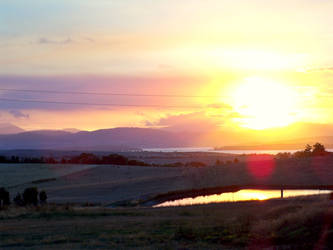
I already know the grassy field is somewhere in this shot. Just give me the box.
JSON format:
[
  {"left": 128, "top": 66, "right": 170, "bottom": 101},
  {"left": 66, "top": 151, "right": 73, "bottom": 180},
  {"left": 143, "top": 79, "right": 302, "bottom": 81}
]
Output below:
[
  {"left": 2, "top": 155, "right": 333, "bottom": 249},
  {"left": 3, "top": 155, "right": 333, "bottom": 205},
  {"left": 0, "top": 164, "right": 94, "bottom": 188},
  {"left": 1, "top": 196, "right": 333, "bottom": 249}
]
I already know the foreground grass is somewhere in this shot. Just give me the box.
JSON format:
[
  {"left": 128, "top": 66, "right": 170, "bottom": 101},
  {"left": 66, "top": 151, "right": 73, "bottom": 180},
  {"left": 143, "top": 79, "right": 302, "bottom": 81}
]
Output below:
[{"left": 1, "top": 197, "right": 333, "bottom": 249}]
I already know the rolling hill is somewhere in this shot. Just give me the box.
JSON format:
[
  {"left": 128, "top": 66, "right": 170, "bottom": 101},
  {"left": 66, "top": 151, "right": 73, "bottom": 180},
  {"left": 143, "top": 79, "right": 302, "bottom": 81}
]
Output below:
[{"left": 0, "top": 127, "right": 196, "bottom": 150}]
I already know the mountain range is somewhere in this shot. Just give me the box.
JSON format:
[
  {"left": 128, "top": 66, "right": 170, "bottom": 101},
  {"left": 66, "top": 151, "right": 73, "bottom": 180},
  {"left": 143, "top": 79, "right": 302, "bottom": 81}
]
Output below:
[
  {"left": 0, "top": 125, "right": 197, "bottom": 150},
  {"left": 0, "top": 123, "right": 333, "bottom": 151}
]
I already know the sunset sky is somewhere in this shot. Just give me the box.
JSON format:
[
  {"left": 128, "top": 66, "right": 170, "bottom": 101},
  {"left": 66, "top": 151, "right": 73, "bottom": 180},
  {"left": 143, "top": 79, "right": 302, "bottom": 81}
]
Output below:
[{"left": 2, "top": 0, "right": 333, "bottom": 142}]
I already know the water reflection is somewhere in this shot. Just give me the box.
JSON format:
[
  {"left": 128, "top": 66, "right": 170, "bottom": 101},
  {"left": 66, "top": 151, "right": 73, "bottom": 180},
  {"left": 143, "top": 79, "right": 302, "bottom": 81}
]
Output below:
[{"left": 154, "top": 189, "right": 332, "bottom": 207}]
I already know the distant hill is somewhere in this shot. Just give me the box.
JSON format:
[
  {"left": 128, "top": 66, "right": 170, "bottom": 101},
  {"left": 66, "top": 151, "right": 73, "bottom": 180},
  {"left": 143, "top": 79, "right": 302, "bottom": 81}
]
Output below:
[
  {"left": 2, "top": 123, "right": 333, "bottom": 151},
  {"left": 0, "top": 123, "right": 25, "bottom": 135},
  {"left": 63, "top": 128, "right": 81, "bottom": 133},
  {"left": 0, "top": 127, "right": 196, "bottom": 150}
]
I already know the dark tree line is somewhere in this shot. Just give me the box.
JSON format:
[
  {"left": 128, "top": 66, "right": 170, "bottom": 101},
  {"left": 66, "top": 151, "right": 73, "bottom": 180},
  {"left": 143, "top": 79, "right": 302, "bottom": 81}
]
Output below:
[
  {"left": 0, "top": 155, "right": 56, "bottom": 164},
  {"left": 0, "top": 187, "right": 47, "bottom": 209},
  {"left": 276, "top": 142, "right": 329, "bottom": 159},
  {"left": 0, "top": 153, "right": 150, "bottom": 165},
  {"left": 0, "top": 153, "right": 207, "bottom": 167},
  {"left": 214, "top": 158, "right": 239, "bottom": 166}
]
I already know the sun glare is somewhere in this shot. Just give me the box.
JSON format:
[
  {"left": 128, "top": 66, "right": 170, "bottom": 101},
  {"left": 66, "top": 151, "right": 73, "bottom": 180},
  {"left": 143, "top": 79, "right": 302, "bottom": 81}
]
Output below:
[
  {"left": 207, "top": 49, "right": 307, "bottom": 71},
  {"left": 232, "top": 77, "right": 298, "bottom": 130}
]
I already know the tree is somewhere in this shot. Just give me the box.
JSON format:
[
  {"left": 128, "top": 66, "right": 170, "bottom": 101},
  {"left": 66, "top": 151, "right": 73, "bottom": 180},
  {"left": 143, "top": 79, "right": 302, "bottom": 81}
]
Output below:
[
  {"left": 0, "top": 187, "right": 10, "bottom": 208},
  {"left": 293, "top": 143, "right": 327, "bottom": 158},
  {"left": 304, "top": 144, "right": 312, "bottom": 156},
  {"left": 39, "top": 190, "right": 47, "bottom": 205},
  {"left": 312, "top": 142, "right": 326, "bottom": 156},
  {"left": 215, "top": 160, "right": 223, "bottom": 166},
  {"left": 13, "top": 193, "right": 24, "bottom": 206},
  {"left": 3, "top": 190, "right": 10, "bottom": 206},
  {"left": 276, "top": 152, "right": 291, "bottom": 159},
  {"left": 23, "top": 187, "right": 39, "bottom": 206}
]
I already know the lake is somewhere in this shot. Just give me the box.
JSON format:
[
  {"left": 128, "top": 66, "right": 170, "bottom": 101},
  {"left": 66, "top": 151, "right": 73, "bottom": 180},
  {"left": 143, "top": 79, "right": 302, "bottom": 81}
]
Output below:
[
  {"left": 154, "top": 189, "right": 332, "bottom": 207},
  {"left": 143, "top": 147, "right": 333, "bottom": 155}
]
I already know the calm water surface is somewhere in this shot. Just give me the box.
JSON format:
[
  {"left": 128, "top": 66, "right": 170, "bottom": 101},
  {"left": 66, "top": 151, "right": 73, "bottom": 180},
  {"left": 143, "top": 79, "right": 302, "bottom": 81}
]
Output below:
[
  {"left": 154, "top": 189, "right": 332, "bottom": 207},
  {"left": 143, "top": 147, "right": 333, "bottom": 154}
]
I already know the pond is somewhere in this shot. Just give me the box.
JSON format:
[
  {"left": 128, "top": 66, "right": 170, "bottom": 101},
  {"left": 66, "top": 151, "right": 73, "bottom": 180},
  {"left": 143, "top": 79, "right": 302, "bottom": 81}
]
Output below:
[{"left": 154, "top": 189, "right": 332, "bottom": 207}]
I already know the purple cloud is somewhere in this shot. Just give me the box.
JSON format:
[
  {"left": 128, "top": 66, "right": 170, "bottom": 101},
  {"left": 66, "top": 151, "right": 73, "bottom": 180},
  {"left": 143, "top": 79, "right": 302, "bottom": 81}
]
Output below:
[
  {"left": 38, "top": 37, "right": 73, "bottom": 45},
  {"left": 145, "top": 112, "right": 224, "bottom": 132},
  {"left": 9, "top": 110, "right": 29, "bottom": 119}
]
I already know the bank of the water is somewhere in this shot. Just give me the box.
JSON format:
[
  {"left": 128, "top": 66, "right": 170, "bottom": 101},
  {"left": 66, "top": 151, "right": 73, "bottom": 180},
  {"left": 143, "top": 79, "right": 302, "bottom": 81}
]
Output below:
[{"left": 144, "top": 185, "right": 333, "bottom": 208}]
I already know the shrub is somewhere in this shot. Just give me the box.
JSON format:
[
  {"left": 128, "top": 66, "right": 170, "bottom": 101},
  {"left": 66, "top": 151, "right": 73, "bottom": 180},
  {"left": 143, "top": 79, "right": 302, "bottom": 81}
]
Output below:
[
  {"left": 215, "top": 160, "right": 224, "bottom": 166},
  {"left": 0, "top": 187, "right": 10, "bottom": 207},
  {"left": 276, "top": 152, "right": 292, "bottom": 159},
  {"left": 185, "top": 161, "right": 207, "bottom": 167},
  {"left": 39, "top": 190, "right": 48, "bottom": 205},
  {"left": 293, "top": 142, "right": 328, "bottom": 158},
  {"left": 13, "top": 193, "right": 24, "bottom": 206},
  {"left": 23, "top": 187, "right": 39, "bottom": 206},
  {"left": 312, "top": 142, "right": 327, "bottom": 156}
]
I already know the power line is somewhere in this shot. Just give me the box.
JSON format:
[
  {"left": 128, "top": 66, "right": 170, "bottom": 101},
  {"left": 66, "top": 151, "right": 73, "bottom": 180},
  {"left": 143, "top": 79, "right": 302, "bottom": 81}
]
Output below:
[
  {"left": 0, "top": 87, "right": 222, "bottom": 98},
  {"left": 0, "top": 97, "right": 204, "bottom": 109}
]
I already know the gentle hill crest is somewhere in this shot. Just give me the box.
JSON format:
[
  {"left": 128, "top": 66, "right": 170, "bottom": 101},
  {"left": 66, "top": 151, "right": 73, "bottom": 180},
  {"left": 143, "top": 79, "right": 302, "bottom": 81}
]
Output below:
[
  {"left": 0, "top": 123, "right": 25, "bottom": 135},
  {"left": 0, "top": 127, "right": 195, "bottom": 150}
]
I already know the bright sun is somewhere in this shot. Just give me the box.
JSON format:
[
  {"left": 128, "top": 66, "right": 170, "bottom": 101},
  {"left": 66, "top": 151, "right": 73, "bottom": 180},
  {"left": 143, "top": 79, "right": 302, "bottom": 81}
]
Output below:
[{"left": 232, "top": 77, "right": 298, "bottom": 130}]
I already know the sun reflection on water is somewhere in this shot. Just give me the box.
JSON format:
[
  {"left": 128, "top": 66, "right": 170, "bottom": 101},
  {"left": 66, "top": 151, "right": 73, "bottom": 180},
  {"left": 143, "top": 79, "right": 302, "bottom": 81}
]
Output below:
[{"left": 154, "top": 189, "right": 332, "bottom": 207}]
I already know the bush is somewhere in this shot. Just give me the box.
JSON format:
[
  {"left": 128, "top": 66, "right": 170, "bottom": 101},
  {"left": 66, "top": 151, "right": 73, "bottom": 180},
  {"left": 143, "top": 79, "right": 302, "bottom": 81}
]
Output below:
[
  {"left": 39, "top": 190, "right": 48, "bottom": 205},
  {"left": 0, "top": 187, "right": 10, "bottom": 207},
  {"left": 13, "top": 193, "right": 24, "bottom": 206},
  {"left": 185, "top": 161, "right": 206, "bottom": 167},
  {"left": 23, "top": 187, "right": 39, "bottom": 206},
  {"left": 293, "top": 143, "right": 328, "bottom": 158},
  {"left": 276, "top": 152, "right": 292, "bottom": 159},
  {"left": 312, "top": 143, "right": 327, "bottom": 156},
  {"left": 215, "top": 160, "right": 224, "bottom": 166}
]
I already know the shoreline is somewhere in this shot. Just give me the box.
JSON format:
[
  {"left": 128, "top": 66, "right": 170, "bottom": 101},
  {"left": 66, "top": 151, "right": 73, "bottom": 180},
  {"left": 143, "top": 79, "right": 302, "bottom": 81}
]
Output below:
[{"left": 108, "top": 184, "right": 333, "bottom": 207}]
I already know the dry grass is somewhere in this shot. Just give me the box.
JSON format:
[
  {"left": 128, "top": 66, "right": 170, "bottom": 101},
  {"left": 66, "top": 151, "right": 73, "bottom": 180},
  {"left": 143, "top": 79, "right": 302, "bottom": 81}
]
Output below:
[
  {"left": 1, "top": 196, "right": 333, "bottom": 249},
  {"left": 4, "top": 156, "right": 333, "bottom": 205}
]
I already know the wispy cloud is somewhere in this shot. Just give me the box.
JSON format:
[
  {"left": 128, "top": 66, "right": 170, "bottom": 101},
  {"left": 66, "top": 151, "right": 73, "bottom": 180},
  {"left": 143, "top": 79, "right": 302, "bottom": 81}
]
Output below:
[
  {"left": 207, "top": 103, "right": 233, "bottom": 110},
  {"left": 145, "top": 112, "right": 224, "bottom": 132},
  {"left": 9, "top": 110, "right": 29, "bottom": 119},
  {"left": 38, "top": 37, "right": 73, "bottom": 45},
  {"left": 83, "top": 37, "right": 95, "bottom": 43},
  {"left": 306, "top": 67, "right": 333, "bottom": 72}
]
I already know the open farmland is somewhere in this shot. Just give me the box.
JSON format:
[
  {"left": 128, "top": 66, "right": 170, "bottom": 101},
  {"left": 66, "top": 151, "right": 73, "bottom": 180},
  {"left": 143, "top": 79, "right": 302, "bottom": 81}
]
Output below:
[
  {"left": 0, "top": 164, "right": 94, "bottom": 188},
  {"left": 3, "top": 154, "right": 333, "bottom": 205}
]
